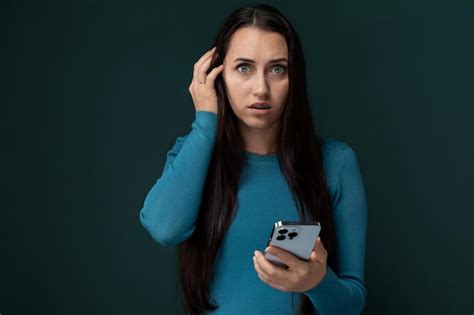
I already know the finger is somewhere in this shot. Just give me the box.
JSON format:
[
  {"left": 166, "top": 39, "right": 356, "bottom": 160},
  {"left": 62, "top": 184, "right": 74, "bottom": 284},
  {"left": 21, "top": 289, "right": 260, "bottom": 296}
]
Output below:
[
  {"left": 311, "top": 250, "right": 327, "bottom": 265},
  {"left": 313, "top": 237, "right": 321, "bottom": 251},
  {"left": 257, "top": 272, "right": 288, "bottom": 292},
  {"left": 315, "top": 238, "right": 327, "bottom": 255},
  {"left": 311, "top": 241, "right": 328, "bottom": 265},
  {"left": 319, "top": 246, "right": 328, "bottom": 263},
  {"left": 193, "top": 47, "right": 216, "bottom": 83},
  {"left": 193, "top": 56, "right": 214, "bottom": 85},
  {"left": 205, "top": 64, "right": 224, "bottom": 83},
  {"left": 255, "top": 251, "right": 289, "bottom": 281},
  {"left": 264, "top": 246, "right": 305, "bottom": 270},
  {"left": 253, "top": 255, "right": 272, "bottom": 281},
  {"left": 253, "top": 255, "right": 285, "bottom": 286},
  {"left": 313, "top": 237, "right": 327, "bottom": 259},
  {"left": 198, "top": 51, "right": 219, "bottom": 84},
  {"left": 195, "top": 47, "right": 216, "bottom": 64},
  {"left": 310, "top": 250, "right": 321, "bottom": 264}
]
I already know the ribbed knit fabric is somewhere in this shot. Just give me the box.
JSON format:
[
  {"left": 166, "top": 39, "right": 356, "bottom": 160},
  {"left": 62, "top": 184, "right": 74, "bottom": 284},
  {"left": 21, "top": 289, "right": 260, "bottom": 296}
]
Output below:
[{"left": 140, "top": 111, "right": 368, "bottom": 315}]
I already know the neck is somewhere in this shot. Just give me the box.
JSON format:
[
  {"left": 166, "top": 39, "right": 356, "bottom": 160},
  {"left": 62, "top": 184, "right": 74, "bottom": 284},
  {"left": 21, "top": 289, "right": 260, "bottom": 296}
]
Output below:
[{"left": 239, "top": 121, "right": 279, "bottom": 155}]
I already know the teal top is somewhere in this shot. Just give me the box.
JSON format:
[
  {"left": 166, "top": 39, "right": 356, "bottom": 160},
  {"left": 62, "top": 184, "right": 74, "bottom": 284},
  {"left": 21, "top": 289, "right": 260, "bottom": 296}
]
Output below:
[{"left": 140, "top": 111, "right": 368, "bottom": 314}]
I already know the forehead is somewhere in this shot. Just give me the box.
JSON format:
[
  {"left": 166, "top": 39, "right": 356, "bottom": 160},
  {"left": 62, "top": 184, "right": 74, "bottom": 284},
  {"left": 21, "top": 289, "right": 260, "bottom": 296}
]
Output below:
[{"left": 226, "top": 27, "right": 288, "bottom": 61}]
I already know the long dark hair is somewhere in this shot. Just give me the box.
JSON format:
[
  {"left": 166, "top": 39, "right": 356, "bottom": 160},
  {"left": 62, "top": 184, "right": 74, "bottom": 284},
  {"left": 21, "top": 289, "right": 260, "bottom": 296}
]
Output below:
[{"left": 179, "top": 4, "right": 337, "bottom": 315}]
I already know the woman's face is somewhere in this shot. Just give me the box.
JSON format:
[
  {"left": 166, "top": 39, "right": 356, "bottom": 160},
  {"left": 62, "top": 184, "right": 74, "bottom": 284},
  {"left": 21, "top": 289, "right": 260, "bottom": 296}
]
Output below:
[{"left": 222, "top": 27, "right": 289, "bottom": 133}]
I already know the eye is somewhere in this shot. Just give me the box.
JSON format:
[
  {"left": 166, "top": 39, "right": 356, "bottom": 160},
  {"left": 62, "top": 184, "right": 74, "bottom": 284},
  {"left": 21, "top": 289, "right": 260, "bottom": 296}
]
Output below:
[
  {"left": 235, "top": 63, "right": 287, "bottom": 75},
  {"left": 272, "top": 64, "right": 286, "bottom": 74},
  {"left": 236, "top": 63, "right": 252, "bottom": 73}
]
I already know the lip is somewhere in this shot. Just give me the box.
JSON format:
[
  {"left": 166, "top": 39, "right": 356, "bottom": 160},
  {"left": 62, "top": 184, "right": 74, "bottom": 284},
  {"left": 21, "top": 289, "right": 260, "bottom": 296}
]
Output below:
[
  {"left": 248, "top": 107, "right": 272, "bottom": 114},
  {"left": 247, "top": 102, "right": 272, "bottom": 115},
  {"left": 248, "top": 102, "right": 272, "bottom": 109}
]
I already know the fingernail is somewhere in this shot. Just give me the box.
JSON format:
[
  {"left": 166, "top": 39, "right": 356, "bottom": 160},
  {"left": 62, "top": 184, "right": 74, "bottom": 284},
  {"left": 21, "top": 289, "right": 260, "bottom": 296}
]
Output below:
[{"left": 254, "top": 250, "right": 259, "bottom": 256}]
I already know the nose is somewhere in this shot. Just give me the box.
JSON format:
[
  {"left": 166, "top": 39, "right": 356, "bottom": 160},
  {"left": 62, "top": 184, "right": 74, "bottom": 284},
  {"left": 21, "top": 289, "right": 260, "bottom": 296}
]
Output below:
[{"left": 252, "top": 71, "right": 270, "bottom": 97}]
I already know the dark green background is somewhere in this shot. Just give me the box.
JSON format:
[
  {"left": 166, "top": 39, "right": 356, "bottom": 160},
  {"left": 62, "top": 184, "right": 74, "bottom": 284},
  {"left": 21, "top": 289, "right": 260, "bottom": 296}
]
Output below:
[{"left": 2, "top": 0, "right": 472, "bottom": 314}]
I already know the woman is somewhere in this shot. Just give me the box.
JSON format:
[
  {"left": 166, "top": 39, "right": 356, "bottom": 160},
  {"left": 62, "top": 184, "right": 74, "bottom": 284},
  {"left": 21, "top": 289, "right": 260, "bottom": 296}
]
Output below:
[{"left": 140, "top": 4, "right": 367, "bottom": 315}]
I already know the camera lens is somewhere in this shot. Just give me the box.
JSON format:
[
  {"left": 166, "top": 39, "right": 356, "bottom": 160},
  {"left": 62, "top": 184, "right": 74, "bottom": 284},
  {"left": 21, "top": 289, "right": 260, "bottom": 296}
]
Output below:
[
  {"left": 276, "top": 235, "right": 286, "bottom": 241},
  {"left": 288, "top": 232, "right": 297, "bottom": 237},
  {"left": 278, "top": 229, "right": 288, "bottom": 234}
]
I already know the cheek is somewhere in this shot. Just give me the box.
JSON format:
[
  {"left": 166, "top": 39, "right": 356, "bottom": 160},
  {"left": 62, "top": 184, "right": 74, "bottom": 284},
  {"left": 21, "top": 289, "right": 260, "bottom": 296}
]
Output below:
[
  {"left": 279, "top": 79, "right": 289, "bottom": 98},
  {"left": 274, "top": 79, "right": 289, "bottom": 101},
  {"left": 225, "top": 77, "right": 247, "bottom": 99},
  {"left": 226, "top": 72, "right": 247, "bottom": 85},
  {"left": 223, "top": 81, "right": 240, "bottom": 109}
]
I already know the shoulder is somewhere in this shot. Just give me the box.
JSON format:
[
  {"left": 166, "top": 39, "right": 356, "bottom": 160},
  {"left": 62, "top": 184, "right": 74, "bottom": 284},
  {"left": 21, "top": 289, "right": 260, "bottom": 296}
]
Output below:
[
  {"left": 317, "top": 135, "right": 353, "bottom": 162},
  {"left": 317, "top": 135, "right": 357, "bottom": 187}
]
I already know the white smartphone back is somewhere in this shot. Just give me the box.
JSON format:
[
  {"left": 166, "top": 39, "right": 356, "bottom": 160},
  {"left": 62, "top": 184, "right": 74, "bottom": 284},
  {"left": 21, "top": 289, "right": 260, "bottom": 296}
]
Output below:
[{"left": 264, "top": 221, "right": 321, "bottom": 268}]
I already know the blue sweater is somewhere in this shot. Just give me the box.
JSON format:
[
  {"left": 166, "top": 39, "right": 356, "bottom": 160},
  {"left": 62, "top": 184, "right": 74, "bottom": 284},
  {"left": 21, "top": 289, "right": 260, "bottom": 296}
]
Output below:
[{"left": 140, "top": 111, "right": 368, "bottom": 314}]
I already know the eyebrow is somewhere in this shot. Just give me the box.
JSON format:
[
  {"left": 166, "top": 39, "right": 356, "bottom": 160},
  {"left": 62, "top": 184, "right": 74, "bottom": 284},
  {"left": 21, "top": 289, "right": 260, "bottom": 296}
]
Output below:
[{"left": 233, "top": 57, "right": 288, "bottom": 63}]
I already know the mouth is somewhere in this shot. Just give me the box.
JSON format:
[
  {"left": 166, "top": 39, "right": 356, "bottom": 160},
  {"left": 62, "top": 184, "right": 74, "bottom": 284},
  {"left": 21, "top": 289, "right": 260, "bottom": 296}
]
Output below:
[{"left": 248, "top": 102, "right": 272, "bottom": 110}]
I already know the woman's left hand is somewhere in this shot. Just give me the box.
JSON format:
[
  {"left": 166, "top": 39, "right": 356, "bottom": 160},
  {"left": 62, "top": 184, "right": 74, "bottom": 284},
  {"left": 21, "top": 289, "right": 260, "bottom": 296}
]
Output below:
[{"left": 253, "top": 237, "right": 328, "bottom": 292}]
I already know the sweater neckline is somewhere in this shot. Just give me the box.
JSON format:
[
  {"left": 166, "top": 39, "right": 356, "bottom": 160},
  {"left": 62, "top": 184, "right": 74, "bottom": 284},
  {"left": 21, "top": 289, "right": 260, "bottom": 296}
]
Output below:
[{"left": 244, "top": 151, "right": 279, "bottom": 165}]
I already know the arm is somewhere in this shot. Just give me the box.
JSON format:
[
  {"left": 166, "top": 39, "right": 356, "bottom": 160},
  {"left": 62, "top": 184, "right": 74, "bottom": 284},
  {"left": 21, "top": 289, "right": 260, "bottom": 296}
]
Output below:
[
  {"left": 139, "top": 111, "right": 218, "bottom": 246},
  {"left": 303, "top": 144, "right": 368, "bottom": 315}
]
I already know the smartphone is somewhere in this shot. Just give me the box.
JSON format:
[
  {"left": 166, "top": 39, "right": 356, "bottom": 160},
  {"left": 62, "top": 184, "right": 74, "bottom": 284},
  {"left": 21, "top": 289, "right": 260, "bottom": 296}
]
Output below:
[{"left": 264, "top": 221, "right": 321, "bottom": 268}]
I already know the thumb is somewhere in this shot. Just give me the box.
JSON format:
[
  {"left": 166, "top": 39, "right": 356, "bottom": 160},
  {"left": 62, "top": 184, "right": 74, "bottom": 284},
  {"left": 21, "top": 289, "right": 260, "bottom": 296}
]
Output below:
[{"left": 312, "top": 237, "right": 321, "bottom": 252}]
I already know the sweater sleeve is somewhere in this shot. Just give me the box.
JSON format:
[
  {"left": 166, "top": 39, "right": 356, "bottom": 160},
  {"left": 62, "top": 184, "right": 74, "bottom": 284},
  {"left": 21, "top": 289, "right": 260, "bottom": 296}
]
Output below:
[
  {"left": 139, "top": 111, "right": 218, "bottom": 246},
  {"left": 303, "top": 144, "right": 368, "bottom": 315}
]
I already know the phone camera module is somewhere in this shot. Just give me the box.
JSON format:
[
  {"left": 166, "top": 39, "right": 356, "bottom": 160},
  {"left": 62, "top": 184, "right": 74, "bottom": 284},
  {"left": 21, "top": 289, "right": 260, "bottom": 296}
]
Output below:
[{"left": 288, "top": 232, "right": 298, "bottom": 238}]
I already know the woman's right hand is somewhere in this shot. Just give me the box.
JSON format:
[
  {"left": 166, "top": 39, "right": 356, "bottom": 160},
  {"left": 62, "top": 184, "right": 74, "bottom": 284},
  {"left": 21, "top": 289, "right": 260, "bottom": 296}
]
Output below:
[{"left": 188, "top": 47, "right": 224, "bottom": 114}]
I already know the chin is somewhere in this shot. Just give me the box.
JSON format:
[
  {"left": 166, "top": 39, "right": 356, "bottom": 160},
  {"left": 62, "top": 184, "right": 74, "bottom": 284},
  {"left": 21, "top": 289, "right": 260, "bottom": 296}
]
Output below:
[{"left": 239, "top": 116, "right": 277, "bottom": 130}]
